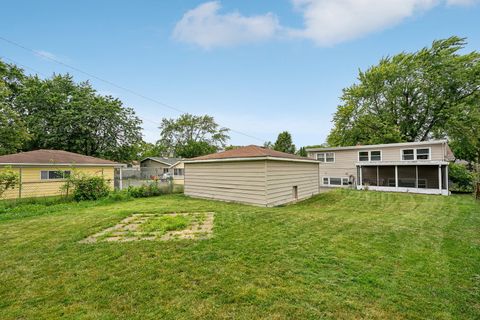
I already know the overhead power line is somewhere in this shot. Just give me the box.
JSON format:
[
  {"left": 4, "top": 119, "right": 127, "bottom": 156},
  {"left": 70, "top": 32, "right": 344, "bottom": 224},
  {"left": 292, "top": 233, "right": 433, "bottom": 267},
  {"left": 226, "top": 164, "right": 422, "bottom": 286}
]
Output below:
[{"left": 0, "top": 35, "right": 265, "bottom": 143}]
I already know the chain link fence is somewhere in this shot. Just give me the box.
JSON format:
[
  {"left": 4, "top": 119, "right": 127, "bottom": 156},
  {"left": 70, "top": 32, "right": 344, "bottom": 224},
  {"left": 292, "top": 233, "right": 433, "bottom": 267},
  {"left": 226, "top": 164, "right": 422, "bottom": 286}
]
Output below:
[{"left": 116, "top": 168, "right": 184, "bottom": 190}]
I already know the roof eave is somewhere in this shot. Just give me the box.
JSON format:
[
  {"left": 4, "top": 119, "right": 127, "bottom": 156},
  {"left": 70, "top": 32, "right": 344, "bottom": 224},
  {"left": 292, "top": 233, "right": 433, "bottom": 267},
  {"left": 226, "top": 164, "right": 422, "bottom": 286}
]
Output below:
[
  {"left": 184, "top": 156, "right": 319, "bottom": 164},
  {"left": 306, "top": 140, "right": 448, "bottom": 152},
  {"left": 0, "top": 163, "right": 124, "bottom": 167}
]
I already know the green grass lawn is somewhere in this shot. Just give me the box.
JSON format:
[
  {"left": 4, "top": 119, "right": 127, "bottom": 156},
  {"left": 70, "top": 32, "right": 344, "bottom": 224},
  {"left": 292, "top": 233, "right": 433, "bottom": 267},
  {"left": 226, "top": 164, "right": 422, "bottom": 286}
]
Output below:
[{"left": 0, "top": 190, "right": 479, "bottom": 319}]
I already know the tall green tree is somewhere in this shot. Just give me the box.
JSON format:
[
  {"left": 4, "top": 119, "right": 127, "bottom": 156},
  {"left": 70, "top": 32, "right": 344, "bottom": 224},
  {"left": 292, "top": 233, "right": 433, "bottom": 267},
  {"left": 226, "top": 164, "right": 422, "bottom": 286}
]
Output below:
[
  {"left": 296, "top": 146, "right": 307, "bottom": 157},
  {"left": 13, "top": 74, "right": 143, "bottom": 162},
  {"left": 327, "top": 37, "right": 480, "bottom": 162},
  {"left": 157, "top": 113, "right": 229, "bottom": 158},
  {"left": 273, "top": 131, "right": 295, "bottom": 154},
  {"left": 0, "top": 60, "right": 29, "bottom": 155}
]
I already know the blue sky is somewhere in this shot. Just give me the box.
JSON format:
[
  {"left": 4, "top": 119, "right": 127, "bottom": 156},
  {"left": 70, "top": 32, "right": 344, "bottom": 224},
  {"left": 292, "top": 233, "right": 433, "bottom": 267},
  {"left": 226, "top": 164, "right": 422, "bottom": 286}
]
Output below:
[{"left": 1, "top": 0, "right": 479, "bottom": 147}]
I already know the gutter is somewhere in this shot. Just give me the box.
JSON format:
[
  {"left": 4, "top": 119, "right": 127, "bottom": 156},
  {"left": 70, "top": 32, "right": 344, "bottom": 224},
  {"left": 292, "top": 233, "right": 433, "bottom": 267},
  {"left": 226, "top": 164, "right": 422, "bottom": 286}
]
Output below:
[{"left": 183, "top": 156, "right": 320, "bottom": 164}]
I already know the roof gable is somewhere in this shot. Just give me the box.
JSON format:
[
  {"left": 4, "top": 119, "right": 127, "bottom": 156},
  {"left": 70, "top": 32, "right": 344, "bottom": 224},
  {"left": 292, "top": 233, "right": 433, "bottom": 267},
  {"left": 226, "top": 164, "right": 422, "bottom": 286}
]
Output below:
[{"left": 141, "top": 157, "right": 183, "bottom": 166}]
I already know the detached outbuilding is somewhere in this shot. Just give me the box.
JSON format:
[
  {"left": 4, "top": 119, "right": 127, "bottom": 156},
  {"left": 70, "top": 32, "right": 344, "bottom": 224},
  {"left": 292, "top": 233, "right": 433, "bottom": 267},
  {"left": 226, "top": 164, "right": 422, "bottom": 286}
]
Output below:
[
  {"left": 184, "top": 145, "right": 320, "bottom": 207},
  {"left": 0, "top": 149, "right": 122, "bottom": 200}
]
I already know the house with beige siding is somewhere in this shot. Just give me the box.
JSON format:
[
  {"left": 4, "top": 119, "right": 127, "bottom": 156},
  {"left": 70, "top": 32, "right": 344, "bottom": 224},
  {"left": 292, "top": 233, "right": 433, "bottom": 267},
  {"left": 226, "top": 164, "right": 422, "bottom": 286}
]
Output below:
[
  {"left": 306, "top": 140, "right": 454, "bottom": 195},
  {"left": 184, "top": 145, "right": 320, "bottom": 207},
  {"left": 140, "top": 157, "right": 185, "bottom": 184},
  {"left": 0, "top": 149, "right": 122, "bottom": 200}
]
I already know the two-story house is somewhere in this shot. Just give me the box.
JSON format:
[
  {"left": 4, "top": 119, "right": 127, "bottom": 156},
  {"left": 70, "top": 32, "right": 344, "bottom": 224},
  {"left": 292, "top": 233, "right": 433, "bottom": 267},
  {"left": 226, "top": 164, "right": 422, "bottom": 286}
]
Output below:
[{"left": 306, "top": 140, "right": 454, "bottom": 195}]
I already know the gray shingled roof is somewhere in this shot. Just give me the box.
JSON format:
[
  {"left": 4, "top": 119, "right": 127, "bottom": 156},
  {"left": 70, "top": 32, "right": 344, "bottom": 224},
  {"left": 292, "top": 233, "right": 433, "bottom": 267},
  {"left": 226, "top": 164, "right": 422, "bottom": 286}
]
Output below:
[{"left": 141, "top": 157, "right": 183, "bottom": 166}]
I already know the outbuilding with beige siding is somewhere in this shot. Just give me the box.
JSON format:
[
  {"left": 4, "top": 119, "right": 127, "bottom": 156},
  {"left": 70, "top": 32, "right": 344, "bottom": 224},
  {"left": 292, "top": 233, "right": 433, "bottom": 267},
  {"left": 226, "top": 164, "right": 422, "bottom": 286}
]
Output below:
[
  {"left": 184, "top": 145, "right": 319, "bottom": 207},
  {"left": 0, "top": 149, "right": 122, "bottom": 200}
]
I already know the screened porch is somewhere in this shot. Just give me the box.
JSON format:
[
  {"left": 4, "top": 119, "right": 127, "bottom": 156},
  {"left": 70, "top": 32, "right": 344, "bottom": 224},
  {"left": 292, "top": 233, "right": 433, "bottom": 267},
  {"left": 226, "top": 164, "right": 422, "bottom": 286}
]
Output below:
[{"left": 356, "top": 163, "right": 449, "bottom": 195}]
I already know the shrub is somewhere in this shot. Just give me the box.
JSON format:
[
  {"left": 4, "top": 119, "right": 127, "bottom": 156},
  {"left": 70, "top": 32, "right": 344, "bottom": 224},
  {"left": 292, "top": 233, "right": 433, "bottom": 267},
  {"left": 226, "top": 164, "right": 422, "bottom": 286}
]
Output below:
[
  {"left": 65, "top": 173, "right": 110, "bottom": 201},
  {"left": 449, "top": 163, "right": 474, "bottom": 193},
  {"left": 127, "top": 182, "right": 167, "bottom": 198},
  {"left": 106, "top": 190, "right": 132, "bottom": 202},
  {"left": 0, "top": 166, "right": 19, "bottom": 198}
]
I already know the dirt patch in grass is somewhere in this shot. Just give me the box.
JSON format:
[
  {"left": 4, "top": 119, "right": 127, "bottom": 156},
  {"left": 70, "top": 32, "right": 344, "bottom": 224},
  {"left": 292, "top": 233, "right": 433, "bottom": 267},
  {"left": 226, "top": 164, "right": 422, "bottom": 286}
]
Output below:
[{"left": 80, "top": 212, "right": 214, "bottom": 243}]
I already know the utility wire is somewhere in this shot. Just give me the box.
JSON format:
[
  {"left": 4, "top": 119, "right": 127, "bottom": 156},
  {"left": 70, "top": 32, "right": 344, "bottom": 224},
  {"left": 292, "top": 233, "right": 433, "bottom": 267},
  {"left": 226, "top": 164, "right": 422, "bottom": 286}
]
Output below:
[{"left": 0, "top": 35, "right": 265, "bottom": 143}]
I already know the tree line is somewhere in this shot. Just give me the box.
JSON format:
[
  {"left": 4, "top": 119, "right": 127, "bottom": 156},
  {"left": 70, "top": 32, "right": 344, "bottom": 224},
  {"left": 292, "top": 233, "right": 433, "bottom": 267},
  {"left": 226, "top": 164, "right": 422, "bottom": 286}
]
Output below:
[{"left": 1, "top": 36, "right": 478, "bottom": 167}]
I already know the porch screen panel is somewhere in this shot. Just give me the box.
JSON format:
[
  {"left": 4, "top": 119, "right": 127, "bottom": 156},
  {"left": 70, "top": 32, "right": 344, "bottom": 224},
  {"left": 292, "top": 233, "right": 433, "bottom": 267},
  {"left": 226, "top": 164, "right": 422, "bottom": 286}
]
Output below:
[
  {"left": 361, "top": 166, "right": 378, "bottom": 186},
  {"left": 417, "top": 165, "right": 439, "bottom": 189},
  {"left": 378, "top": 166, "right": 395, "bottom": 187},
  {"left": 398, "top": 166, "right": 416, "bottom": 188},
  {"left": 442, "top": 165, "right": 447, "bottom": 190}
]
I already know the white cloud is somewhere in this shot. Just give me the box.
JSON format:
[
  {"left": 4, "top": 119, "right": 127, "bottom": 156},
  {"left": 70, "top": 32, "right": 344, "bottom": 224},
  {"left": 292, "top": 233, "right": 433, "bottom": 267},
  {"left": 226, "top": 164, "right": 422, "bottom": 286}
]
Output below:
[
  {"left": 446, "top": 0, "right": 478, "bottom": 5},
  {"left": 172, "top": 1, "right": 280, "bottom": 49},
  {"left": 173, "top": 0, "right": 476, "bottom": 48},
  {"left": 288, "top": 0, "right": 437, "bottom": 46}
]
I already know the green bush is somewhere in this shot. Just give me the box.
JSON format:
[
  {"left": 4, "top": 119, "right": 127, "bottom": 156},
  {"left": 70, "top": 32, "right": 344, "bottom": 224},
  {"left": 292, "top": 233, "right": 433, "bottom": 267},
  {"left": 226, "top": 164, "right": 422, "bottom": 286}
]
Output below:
[
  {"left": 449, "top": 163, "right": 475, "bottom": 193},
  {"left": 65, "top": 174, "right": 110, "bottom": 201},
  {"left": 0, "top": 166, "right": 19, "bottom": 198},
  {"left": 106, "top": 190, "right": 132, "bottom": 202},
  {"left": 127, "top": 182, "right": 168, "bottom": 198}
]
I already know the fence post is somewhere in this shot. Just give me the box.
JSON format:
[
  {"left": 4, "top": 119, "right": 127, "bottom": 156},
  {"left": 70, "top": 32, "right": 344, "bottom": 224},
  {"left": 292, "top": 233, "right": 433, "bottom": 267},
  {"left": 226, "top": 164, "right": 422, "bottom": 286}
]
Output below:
[
  {"left": 18, "top": 167, "right": 22, "bottom": 199},
  {"left": 119, "top": 167, "right": 123, "bottom": 190}
]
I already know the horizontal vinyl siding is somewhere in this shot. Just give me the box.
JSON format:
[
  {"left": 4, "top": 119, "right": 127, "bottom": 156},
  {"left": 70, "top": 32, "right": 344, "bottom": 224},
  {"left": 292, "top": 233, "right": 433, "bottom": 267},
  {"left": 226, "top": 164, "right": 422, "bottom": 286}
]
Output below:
[
  {"left": 311, "top": 143, "right": 448, "bottom": 186},
  {"left": 184, "top": 161, "right": 267, "bottom": 206},
  {"left": 0, "top": 166, "right": 114, "bottom": 200},
  {"left": 266, "top": 161, "right": 319, "bottom": 206}
]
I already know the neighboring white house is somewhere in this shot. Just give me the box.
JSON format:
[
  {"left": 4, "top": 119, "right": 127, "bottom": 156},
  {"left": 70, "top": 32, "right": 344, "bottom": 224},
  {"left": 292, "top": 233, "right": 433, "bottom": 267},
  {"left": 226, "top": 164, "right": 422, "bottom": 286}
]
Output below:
[
  {"left": 140, "top": 157, "right": 185, "bottom": 184},
  {"left": 306, "top": 140, "right": 454, "bottom": 195}
]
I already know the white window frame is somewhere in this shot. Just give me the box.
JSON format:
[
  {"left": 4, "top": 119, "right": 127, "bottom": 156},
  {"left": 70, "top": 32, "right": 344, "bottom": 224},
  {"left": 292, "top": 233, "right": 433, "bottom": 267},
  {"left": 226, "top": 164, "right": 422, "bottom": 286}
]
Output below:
[
  {"left": 358, "top": 151, "right": 369, "bottom": 162},
  {"left": 317, "top": 152, "right": 335, "bottom": 163},
  {"left": 358, "top": 150, "right": 382, "bottom": 162},
  {"left": 40, "top": 170, "right": 71, "bottom": 180},
  {"left": 370, "top": 150, "right": 382, "bottom": 161},
  {"left": 401, "top": 147, "right": 431, "bottom": 161},
  {"left": 322, "top": 176, "right": 349, "bottom": 187},
  {"left": 415, "top": 147, "right": 431, "bottom": 160},
  {"left": 173, "top": 168, "right": 184, "bottom": 176}
]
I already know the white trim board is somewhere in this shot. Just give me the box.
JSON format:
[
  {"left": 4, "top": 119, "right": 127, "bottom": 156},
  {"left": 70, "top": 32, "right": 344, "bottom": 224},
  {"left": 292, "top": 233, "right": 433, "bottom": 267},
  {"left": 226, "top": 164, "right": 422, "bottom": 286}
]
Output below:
[
  {"left": 356, "top": 185, "right": 449, "bottom": 196},
  {"left": 184, "top": 156, "right": 320, "bottom": 164},
  {"left": 306, "top": 140, "right": 447, "bottom": 152}
]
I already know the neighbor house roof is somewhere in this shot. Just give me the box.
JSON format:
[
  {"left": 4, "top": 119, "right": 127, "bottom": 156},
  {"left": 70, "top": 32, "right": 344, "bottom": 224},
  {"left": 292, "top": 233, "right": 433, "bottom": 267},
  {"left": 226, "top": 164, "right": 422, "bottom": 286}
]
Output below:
[
  {"left": 140, "top": 157, "right": 184, "bottom": 166},
  {"left": 0, "top": 149, "right": 121, "bottom": 166},
  {"left": 306, "top": 140, "right": 449, "bottom": 152},
  {"left": 184, "top": 145, "right": 319, "bottom": 163}
]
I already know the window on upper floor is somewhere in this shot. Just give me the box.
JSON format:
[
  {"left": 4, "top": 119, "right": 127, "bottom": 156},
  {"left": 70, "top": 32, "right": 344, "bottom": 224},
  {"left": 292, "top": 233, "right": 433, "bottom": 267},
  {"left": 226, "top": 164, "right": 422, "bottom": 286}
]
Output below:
[
  {"left": 359, "top": 151, "right": 369, "bottom": 161},
  {"left": 370, "top": 151, "right": 381, "bottom": 161},
  {"left": 402, "top": 148, "right": 430, "bottom": 161},
  {"left": 358, "top": 150, "right": 382, "bottom": 161},
  {"left": 402, "top": 149, "right": 415, "bottom": 161},
  {"left": 416, "top": 148, "right": 430, "bottom": 160},
  {"left": 317, "top": 152, "right": 335, "bottom": 163},
  {"left": 174, "top": 168, "right": 184, "bottom": 176}
]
